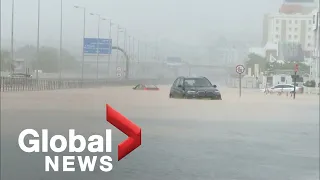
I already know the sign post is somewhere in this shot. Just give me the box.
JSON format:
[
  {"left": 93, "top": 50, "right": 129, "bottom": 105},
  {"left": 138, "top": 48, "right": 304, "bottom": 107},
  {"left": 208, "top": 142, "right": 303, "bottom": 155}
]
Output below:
[
  {"left": 293, "top": 64, "right": 299, "bottom": 99},
  {"left": 236, "top": 65, "right": 245, "bottom": 97}
]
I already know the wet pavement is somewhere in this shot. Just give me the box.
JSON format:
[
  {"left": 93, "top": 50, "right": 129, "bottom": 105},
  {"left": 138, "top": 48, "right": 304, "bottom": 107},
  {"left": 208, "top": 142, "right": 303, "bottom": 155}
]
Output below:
[{"left": 1, "top": 86, "right": 319, "bottom": 180}]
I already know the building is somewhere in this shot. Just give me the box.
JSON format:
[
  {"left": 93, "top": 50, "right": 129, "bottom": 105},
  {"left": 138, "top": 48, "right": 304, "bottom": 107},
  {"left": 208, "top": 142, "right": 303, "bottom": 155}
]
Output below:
[
  {"left": 311, "top": 8, "right": 320, "bottom": 85},
  {"left": 262, "top": 13, "right": 315, "bottom": 52}
]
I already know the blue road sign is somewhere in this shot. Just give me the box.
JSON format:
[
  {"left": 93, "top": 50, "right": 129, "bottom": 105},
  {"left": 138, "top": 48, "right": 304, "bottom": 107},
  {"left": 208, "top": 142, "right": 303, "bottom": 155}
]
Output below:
[{"left": 83, "top": 38, "right": 112, "bottom": 55}]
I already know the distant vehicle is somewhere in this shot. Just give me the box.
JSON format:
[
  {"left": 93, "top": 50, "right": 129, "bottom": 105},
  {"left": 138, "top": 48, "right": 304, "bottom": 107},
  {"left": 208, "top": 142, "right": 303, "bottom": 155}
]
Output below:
[
  {"left": 8, "top": 73, "right": 32, "bottom": 78},
  {"left": 133, "top": 84, "right": 159, "bottom": 91},
  {"left": 169, "top": 76, "right": 222, "bottom": 100},
  {"left": 165, "top": 57, "right": 184, "bottom": 67},
  {"left": 261, "top": 84, "right": 303, "bottom": 94}
]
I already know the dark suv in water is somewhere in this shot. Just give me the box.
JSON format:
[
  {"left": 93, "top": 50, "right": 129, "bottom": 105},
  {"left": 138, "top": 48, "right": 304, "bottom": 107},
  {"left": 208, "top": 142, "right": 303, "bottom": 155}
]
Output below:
[{"left": 169, "top": 76, "right": 222, "bottom": 100}]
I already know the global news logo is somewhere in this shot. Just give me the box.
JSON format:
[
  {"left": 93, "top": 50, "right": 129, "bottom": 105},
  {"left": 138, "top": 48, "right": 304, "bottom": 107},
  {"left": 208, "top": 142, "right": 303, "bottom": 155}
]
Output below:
[{"left": 17, "top": 104, "right": 142, "bottom": 172}]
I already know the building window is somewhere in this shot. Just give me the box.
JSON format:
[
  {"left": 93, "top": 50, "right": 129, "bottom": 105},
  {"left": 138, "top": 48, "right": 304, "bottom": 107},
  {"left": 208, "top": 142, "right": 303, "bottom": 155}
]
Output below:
[
  {"left": 275, "top": 34, "right": 279, "bottom": 39},
  {"left": 276, "top": 27, "right": 279, "bottom": 31},
  {"left": 308, "top": 43, "right": 311, "bottom": 47},
  {"left": 308, "top": 35, "right": 311, "bottom": 39},
  {"left": 289, "top": 27, "right": 292, "bottom": 31},
  {"left": 295, "top": 28, "right": 298, "bottom": 32},
  {"left": 294, "top": 35, "right": 298, "bottom": 39},
  {"left": 289, "top": 35, "right": 292, "bottom": 39}
]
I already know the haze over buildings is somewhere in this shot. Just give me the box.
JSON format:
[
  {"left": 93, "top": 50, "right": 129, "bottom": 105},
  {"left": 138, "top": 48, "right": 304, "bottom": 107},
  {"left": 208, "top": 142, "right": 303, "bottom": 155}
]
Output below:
[{"left": 1, "top": 0, "right": 283, "bottom": 59}]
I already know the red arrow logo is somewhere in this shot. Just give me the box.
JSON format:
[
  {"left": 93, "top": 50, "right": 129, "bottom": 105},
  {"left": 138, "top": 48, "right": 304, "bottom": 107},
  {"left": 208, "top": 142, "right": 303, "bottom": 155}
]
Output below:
[{"left": 106, "top": 104, "right": 142, "bottom": 161}]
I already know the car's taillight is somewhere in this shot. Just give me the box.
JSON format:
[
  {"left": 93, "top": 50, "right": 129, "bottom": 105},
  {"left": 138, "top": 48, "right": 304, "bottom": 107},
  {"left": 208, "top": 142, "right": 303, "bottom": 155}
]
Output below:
[{"left": 144, "top": 88, "right": 147, "bottom": 90}]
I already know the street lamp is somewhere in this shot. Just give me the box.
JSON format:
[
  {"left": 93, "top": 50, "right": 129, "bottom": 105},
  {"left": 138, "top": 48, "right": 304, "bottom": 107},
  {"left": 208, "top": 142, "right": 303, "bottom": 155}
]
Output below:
[
  {"left": 58, "top": 0, "right": 63, "bottom": 84},
  {"left": 74, "top": 5, "right": 86, "bottom": 84},
  {"left": 89, "top": 12, "right": 104, "bottom": 80},
  {"left": 116, "top": 26, "right": 125, "bottom": 66},
  {"left": 36, "top": 0, "right": 40, "bottom": 81},
  {"left": 107, "top": 19, "right": 115, "bottom": 76},
  {"left": 137, "top": 40, "right": 140, "bottom": 63},
  {"left": 128, "top": 35, "right": 131, "bottom": 61},
  {"left": 10, "top": 0, "right": 15, "bottom": 74}
]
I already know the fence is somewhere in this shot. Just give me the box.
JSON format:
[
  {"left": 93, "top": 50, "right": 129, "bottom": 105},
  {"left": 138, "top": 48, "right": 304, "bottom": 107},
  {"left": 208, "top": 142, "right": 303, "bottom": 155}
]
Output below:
[
  {"left": 226, "top": 77, "right": 260, "bottom": 89},
  {"left": 0, "top": 77, "right": 174, "bottom": 92}
]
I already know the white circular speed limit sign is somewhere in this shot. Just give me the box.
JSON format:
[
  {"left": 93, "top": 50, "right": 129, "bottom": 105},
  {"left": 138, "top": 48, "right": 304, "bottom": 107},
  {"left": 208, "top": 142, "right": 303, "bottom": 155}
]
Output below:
[
  {"left": 236, "top": 65, "right": 245, "bottom": 74},
  {"left": 116, "top": 66, "right": 122, "bottom": 72}
]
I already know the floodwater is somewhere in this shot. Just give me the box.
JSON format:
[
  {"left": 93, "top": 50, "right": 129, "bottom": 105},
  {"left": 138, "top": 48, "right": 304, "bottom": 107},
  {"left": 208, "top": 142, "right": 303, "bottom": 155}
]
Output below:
[{"left": 1, "top": 86, "right": 319, "bottom": 180}]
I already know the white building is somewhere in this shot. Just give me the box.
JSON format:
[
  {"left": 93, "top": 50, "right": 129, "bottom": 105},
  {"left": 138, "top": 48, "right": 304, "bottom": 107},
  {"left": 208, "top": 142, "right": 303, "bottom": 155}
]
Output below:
[
  {"left": 262, "top": 12, "right": 315, "bottom": 51},
  {"left": 311, "top": 9, "right": 320, "bottom": 85}
]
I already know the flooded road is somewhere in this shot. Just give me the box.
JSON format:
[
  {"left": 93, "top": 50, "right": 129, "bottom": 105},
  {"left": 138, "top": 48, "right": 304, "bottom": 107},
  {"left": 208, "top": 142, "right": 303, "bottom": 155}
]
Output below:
[{"left": 1, "top": 86, "right": 319, "bottom": 180}]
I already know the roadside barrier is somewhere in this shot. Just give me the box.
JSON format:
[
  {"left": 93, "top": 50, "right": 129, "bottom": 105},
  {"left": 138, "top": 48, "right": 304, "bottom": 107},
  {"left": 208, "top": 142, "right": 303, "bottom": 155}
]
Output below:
[{"left": 0, "top": 77, "right": 174, "bottom": 92}]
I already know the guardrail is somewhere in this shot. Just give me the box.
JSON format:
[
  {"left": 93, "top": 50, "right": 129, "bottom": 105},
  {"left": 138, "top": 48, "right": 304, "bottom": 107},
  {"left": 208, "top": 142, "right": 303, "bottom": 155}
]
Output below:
[{"left": 0, "top": 77, "right": 174, "bottom": 92}]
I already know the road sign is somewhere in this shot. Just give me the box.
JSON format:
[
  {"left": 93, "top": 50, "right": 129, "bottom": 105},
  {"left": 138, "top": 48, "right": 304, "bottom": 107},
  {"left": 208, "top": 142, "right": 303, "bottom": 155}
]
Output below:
[
  {"left": 116, "top": 73, "right": 122, "bottom": 77},
  {"left": 83, "top": 38, "right": 112, "bottom": 55},
  {"left": 236, "top": 64, "right": 245, "bottom": 98},
  {"left": 116, "top": 66, "right": 122, "bottom": 72},
  {"left": 106, "top": 104, "right": 141, "bottom": 161},
  {"left": 236, "top": 65, "right": 245, "bottom": 74}
]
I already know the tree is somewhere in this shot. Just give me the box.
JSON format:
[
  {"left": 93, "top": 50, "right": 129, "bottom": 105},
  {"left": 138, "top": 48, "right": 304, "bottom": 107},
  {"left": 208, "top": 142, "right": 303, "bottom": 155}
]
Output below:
[
  {"left": 245, "top": 53, "right": 268, "bottom": 73},
  {"left": 267, "top": 61, "right": 310, "bottom": 73},
  {"left": 245, "top": 53, "right": 310, "bottom": 74},
  {"left": 15, "top": 45, "right": 79, "bottom": 73}
]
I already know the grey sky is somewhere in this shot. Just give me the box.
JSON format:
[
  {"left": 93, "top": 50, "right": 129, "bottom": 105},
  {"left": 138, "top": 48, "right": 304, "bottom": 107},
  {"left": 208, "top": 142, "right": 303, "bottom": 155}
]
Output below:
[{"left": 1, "top": 0, "right": 282, "bottom": 49}]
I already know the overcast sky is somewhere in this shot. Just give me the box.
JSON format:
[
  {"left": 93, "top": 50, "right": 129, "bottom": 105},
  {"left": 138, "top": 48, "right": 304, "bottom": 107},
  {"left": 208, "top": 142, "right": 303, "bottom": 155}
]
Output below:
[{"left": 1, "top": 0, "right": 283, "bottom": 50}]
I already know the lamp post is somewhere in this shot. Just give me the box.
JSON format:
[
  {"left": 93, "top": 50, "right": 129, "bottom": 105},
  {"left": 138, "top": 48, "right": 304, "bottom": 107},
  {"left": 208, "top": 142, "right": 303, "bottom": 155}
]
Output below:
[
  {"left": 128, "top": 35, "right": 131, "bottom": 61},
  {"left": 137, "top": 40, "right": 140, "bottom": 64},
  {"left": 89, "top": 13, "right": 103, "bottom": 80},
  {"left": 36, "top": 0, "right": 40, "bottom": 81},
  {"left": 10, "top": 0, "right": 15, "bottom": 74},
  {"left": 58, "top": 0, "right": 63, "bottom": 84},
  {"left": 107, "top": 20, "right": 114, "bottom": 76},
  {"left": 74, "top": 5, "right": 86, "bottom": 84},
  {"left": 116, "top": 26, "right": 124, "bottom": 67}
]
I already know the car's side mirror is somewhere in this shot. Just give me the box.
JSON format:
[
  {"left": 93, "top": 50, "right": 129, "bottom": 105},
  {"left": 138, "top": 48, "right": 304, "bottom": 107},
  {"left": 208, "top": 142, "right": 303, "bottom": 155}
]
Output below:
[{"left": 213, "top": 85, "right": 217, "bottom": 88}]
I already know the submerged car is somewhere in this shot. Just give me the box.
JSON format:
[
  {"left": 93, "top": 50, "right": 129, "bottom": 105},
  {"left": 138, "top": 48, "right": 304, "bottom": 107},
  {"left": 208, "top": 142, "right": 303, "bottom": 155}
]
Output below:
[
  {"left": 133, "top": 84, "right": 159, "bottom": 91},
  {"left": 169, "top": 76, "right": 222, "bottom": 100}
]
